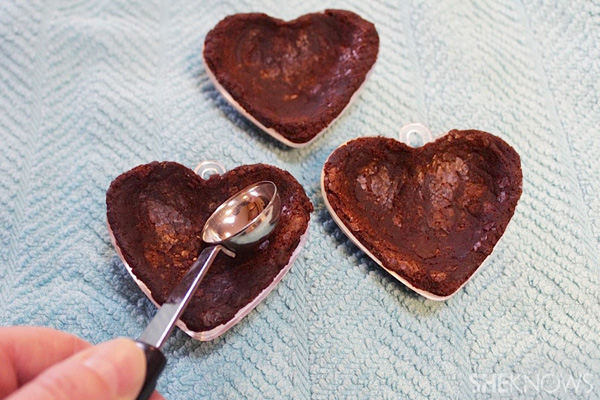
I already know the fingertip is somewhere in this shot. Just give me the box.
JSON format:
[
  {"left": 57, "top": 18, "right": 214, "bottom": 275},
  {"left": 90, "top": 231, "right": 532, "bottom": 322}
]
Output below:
[
  {"left": 80, "top": 338, "right": 147, "bottom": 399},
  {"left": 7, "top": 338, "right": 148, "bottom": 400},
  {"left": 150, "top": 391, "right": 166, "bottom": 400}
]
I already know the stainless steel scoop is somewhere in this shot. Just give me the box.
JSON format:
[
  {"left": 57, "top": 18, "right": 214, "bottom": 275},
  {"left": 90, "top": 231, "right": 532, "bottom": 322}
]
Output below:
[{"left": 134, "top": 181, "right": 281, "bottom": 400}]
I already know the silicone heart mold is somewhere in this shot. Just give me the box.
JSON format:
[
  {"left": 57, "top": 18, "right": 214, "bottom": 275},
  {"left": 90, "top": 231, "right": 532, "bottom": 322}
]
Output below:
[
  {"left": 322, "top": 130, "right": 522, "bottom": 299},
  {"left": 203, "top": 9, "right": 379, "bottom": 147},
  {"left": 106, "top": 161, "right": 313, "bottom": 340}
]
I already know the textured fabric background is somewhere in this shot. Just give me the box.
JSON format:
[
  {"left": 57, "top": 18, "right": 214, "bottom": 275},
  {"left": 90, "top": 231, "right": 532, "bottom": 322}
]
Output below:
[{"left": 1, "top": 1, "right": 599, "bottom": 399}]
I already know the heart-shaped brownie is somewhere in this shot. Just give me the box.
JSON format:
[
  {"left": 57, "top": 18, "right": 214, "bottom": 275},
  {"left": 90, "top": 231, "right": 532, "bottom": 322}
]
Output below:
[
  {"left": 106, "top": 162, "right": 313, "bottom": 340},
  {"left": 203, "top": 10, "right": 379, "bottom": 147},
  {"left": 322, "top": 130, "right": 522, "bottom": 299}
]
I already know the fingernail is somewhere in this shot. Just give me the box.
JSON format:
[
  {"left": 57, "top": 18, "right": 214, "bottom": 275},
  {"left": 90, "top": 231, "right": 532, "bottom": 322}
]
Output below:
[{"left": 80, "top": 338, "right": 146, "bottom": 399}]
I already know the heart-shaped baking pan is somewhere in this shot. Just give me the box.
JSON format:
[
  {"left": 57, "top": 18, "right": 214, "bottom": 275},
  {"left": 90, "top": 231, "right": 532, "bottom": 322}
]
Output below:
[
  {"left": 203, "top": 9, "right": 379, "bottom": 147},
  {"left": 322, "top": 130, "right": 522, "bottom": 300},
  {"left": 106, "top": 161, "right": 313, "bottom": 340}
]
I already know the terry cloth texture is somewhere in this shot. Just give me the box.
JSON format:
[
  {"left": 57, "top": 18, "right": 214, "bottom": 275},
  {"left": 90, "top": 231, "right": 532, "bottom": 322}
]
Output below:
[{"left": 0, "top": 1, "right": 599, "bottom": 399}]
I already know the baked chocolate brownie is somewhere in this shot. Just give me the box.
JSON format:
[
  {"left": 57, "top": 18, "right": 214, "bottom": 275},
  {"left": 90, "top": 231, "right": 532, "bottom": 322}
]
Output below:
[
  {"left": 322, "top": 130, "right": 522, "bottom": 297},
  {"left": 107, "top": 162, "right": 312, "bottom": 331},
  {"left": 203, "top": 10, "right": 379, "bottom": 144}
]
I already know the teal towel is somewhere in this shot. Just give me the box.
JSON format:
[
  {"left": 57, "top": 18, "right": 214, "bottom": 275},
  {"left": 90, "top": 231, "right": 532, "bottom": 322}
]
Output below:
[{"left": 1, "top": 1, "right": 598, "bottom": 399}]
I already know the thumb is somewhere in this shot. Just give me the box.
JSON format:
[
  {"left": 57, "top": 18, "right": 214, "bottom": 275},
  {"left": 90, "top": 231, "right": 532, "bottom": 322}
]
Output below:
[{"left": 8, "top": 338, "right": 146, "bottom": 400}]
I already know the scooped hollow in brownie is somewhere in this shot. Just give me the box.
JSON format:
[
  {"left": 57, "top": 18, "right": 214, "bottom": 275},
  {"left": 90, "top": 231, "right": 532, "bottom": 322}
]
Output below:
[
  {"left": 107, "top": 162, "right": 313, "bottom": 332},
  {"left": 203, "top": 9, "right": 379, "bottom": 144},
  {"left": 323, "top": 130, "right": 522, "bottom": 297}
]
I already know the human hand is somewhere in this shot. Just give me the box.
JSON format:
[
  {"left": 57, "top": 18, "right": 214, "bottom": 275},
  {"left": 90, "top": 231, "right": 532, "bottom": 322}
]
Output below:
[{"left": 0, "top": 326, "right": 164, "bottom": 400}]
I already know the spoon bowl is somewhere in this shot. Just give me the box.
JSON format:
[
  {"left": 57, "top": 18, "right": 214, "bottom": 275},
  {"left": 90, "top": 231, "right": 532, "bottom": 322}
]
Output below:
[{"left": 203, "top": 181, "right": 281, "bottom": 252}]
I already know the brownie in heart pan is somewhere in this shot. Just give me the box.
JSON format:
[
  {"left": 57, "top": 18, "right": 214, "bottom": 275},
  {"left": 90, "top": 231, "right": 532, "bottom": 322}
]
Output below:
[
  {"left": 106, "top": 162, "right": 313, "bottom": 340},
  {"left": 322, "top": 129, "right": 523, "bottom": 300},
  {"left": 203, "top": 9, "right": 379, "bottom": 147}
]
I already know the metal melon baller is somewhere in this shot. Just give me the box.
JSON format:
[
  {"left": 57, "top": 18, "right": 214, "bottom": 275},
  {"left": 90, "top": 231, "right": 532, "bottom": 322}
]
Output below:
[{"left": 133, "top": 181, "right": 281, "bottom": 400}]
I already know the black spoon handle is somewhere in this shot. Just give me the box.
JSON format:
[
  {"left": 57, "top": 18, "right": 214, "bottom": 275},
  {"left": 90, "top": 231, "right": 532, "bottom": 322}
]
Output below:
[
  {"left": 134, "top": 341, "right": 167, "bottom": 400},
  {"left": 133, "top": 246, "right": 224, "bottom": 399}
]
